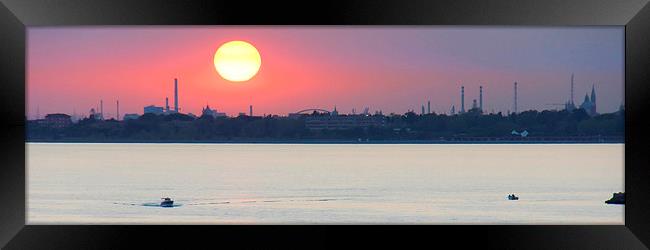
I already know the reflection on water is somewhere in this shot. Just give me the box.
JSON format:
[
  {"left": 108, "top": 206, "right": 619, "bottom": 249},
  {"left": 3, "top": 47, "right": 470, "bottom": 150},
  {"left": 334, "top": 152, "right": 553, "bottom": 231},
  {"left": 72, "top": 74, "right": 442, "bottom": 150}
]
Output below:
[{"left": 27, "top": 143, "right": 624, "bottom": 224}]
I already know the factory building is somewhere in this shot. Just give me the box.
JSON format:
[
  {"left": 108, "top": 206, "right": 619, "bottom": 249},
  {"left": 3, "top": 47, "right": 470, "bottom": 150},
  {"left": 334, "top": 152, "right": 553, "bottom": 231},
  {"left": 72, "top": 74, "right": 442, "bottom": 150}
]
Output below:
[
  {"left": 144, "top": 105, "right": 164, "bottom": 115},
  {"left": 43, "top": 113, "right": 72, "bottom": 128},
  {"left": 143, "top": 78, "right": 181, "bottom": 116}
]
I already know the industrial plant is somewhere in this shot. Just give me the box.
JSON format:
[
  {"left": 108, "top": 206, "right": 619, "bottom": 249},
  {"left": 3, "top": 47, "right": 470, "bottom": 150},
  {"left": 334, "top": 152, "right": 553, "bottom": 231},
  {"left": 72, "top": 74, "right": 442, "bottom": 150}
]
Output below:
[{"left": 143, "top": 78, "right": 181, "bottom": 116}]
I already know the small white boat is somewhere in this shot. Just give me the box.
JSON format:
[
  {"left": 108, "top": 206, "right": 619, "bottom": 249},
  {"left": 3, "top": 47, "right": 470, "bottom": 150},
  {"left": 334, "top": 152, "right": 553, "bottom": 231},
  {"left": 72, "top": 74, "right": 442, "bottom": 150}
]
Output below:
[
  {"left": 160, "top": 197, "right": 174, "bottom": 207},
  {"left": 507, "top": 194, "right": 519, "bottom": 200}
]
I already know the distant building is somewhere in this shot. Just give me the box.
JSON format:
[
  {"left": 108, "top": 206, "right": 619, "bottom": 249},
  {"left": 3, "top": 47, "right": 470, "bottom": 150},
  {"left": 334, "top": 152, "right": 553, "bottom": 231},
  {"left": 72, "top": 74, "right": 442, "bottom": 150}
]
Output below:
[
  {"left": 201, "top": 105, "right": 227, "bottom": 118},
  {"left": 144, "top": 105, "right": 164, "bottom": 115},
  {"left": 123, "top": 113, "right": 140, "bottom": 120},
  {"left": 305, "top": 114, "right": 386, "bottom": 130},
  {"left": 89, "top": 108, "right": 103, "bottom": 120},
  {"left": 288, "top": 113, "right": 307, "bottom": 119},
  {"left": 331, "top": 107, "right": 339, "bottom": 116},
  {"left": 44, "top": 113, "right": 72, "bottom": 128},
  {"left": 579, "top": 85, "right": 597, "bottom": 116}
]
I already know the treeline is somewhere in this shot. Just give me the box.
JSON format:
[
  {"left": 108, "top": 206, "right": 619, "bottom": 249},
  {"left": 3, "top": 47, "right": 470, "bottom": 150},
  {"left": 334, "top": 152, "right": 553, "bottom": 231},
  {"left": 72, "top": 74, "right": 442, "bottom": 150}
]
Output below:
[{"left": 26, "top": 108, "right": 624, "bottom": 142}]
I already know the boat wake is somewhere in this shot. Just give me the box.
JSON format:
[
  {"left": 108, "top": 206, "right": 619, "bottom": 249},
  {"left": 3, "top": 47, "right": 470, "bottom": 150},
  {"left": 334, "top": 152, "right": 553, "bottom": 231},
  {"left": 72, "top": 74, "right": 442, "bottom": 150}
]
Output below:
[
  {"left": 113, "top": 202, "right": 182, "bottom": 207},
  {"left": 114, "top": 197, "right": 350, "bottom": 207}
]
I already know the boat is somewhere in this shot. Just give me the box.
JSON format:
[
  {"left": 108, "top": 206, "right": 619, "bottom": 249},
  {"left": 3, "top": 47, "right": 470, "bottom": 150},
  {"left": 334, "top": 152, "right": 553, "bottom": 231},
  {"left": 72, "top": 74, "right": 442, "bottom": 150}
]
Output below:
[
  {"left": 605, "top": 192, "right": 625, "bottom": 204},
  {"left": 507, "top": 194, "right": 519, "bottom": 200},
  {"left": 160, "top": 197, "right": 174, "bottom": 207}
]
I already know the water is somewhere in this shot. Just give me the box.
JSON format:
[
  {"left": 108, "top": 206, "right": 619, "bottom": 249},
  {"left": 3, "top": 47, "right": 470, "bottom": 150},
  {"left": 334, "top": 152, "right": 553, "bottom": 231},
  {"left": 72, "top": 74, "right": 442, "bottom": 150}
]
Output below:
[{"left": 27, "top": 143, "right": 624, "bottom": 224}]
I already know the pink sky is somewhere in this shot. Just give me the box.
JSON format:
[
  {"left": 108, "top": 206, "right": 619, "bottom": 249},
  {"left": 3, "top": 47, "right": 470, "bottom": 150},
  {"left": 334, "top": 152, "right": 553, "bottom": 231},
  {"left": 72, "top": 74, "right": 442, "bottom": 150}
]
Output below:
[{"left": 27, "top": 27, "right": 624, "bottom": 119}]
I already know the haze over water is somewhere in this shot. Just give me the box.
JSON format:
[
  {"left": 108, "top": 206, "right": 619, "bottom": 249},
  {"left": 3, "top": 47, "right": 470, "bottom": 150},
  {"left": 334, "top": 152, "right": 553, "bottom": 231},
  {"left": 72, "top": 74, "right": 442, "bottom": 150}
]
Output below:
[{"left": 27, "top": 143, "right": 623, "bottom": 224}]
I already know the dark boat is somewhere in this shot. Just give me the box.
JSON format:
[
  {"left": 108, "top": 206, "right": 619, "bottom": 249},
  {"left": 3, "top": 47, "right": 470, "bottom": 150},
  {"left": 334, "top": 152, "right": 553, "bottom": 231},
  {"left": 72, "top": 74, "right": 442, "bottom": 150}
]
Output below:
[
  {"left": 605, "top": 192, "right": 625, "bottom": 204},
  {"left": 507, "top": 194, "right": 519, "bottom": 200},
  {"left": 160, "top": 197, "right": 174, "bottom": 207}
]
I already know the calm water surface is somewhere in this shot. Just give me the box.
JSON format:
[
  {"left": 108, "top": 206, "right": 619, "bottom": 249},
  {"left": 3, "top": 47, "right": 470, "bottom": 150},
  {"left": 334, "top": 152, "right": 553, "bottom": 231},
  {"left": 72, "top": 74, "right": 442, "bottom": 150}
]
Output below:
[{"left": 27, "top": 143, "right": 624, "bottom": 224}]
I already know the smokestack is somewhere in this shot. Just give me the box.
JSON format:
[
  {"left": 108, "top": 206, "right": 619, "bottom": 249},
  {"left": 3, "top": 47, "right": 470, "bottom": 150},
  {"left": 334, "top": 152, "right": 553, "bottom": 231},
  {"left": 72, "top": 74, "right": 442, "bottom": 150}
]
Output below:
[
  {"left": 478, "top": 86, "right": 483, "bottom": 112},
  {"left": 174, "top": 78, "right": 179, "bottom": 112},
  {"left": 116, "top": 100, "right": 119, "bottom": 121},
  {"left": 249, "top": 105, "right": 253, "bottom": 116},
  {"left": 100, "top": 100, "right": 103, "bottom": 120},
  {"left": 427, "top": 101, "right": 431, "bottom": 114},
  {"left": 514, "top": 82, "right": 518, "bottom": 114},
  {"left": 461, "top": 86, "right": 465, "bottom": 113},
  {"left": 165, "top": 97, "right": 169, "bottom": 111},
  {"left": 570, "top": 73, "right": 574, "bottom": 105},
  {"left": 421, "top": 105, "right": 425, "bottom": 115}
]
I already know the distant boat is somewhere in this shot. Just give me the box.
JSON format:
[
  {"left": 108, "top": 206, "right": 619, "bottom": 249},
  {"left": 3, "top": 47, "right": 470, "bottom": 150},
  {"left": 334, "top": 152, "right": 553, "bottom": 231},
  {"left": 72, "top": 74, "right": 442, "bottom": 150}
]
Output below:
[
  {"left": 507, "top": 194, "right": 519, "bottom": 200},
  {"left": 605, "top": 192, "right": 624, "bottom": 205},
  {"left": 160, "top": 197, "right": 174, "bottom": 207}
]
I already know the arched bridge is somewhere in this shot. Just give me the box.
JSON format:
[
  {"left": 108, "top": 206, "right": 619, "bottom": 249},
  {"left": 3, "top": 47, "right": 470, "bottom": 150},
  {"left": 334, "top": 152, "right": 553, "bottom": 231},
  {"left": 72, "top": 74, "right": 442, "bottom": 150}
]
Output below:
[{"left": 293, "top": 109, "right": 331, "bottom": 114}]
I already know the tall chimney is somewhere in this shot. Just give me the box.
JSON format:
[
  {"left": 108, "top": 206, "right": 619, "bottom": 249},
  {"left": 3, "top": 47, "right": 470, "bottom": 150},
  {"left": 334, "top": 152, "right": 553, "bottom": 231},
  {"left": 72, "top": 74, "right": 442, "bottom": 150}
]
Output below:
[
  {"left": 514, "top": 82, "right": 518, "bottom": 114},
  {"left": 570, "top": 73, "right": 574, "bottom": 105},
  {"left": 100, "top": 100, "right": 103, "bottom": 120},
  {"left": 249, "top": 105, "right": 253, "bottom": 116},
  {"left": 117, "top": 100, "right": 119, "bottom": 121},
  {"left": 478, "top": 86, "right": 483, "bottom": 112},
  {"left": 174, "top": 78, "right": 179, "bottom": 112},
  {"left": 165, "top": 97, "right": 169, "bottom": 111},
  {"left": 461, "top": 86, "right": 465, "bottom": 113},
  {"left": 427, "top": 101, "right": 431, "bottom": 114}
]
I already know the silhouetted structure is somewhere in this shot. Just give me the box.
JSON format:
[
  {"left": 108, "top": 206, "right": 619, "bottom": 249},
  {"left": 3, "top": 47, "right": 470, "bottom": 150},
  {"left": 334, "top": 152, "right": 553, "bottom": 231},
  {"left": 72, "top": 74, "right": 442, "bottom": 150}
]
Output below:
[
  {"left": 513, "top": 82, "right": 518, "bottom": 114},
  {"left": 123, "top": 113, "right": 139, "bottom": 120},
  {"left": 460, "top": 86, "right": 465, "bottom": 113},
  {"left": 479, "top": 85, "right": 483, "bottom": 113},
  {"left": 44, "top": 113, "right": 72, "bottom": 128},
  {"left": 144, "top": 105, "right": 164, "bottom": 115},
  {"left": 580, "top": 85, "right": 597, "bottom": 116},
  {"left": 201, "top": 105, "right": 227, "bottom": 118},
  {"left": 565, "top": 74, "right": 577, "bottom": 111},
  {"left": 174, "top": 78, "right": 179, "bottom": 112}
]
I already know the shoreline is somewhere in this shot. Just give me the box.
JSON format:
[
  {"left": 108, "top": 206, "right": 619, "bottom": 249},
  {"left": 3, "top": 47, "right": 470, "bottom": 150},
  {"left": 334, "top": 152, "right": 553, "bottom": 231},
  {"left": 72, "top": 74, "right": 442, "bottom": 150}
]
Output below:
[{"left": 25, "top": 139, "right": 625, "bottom": 144}]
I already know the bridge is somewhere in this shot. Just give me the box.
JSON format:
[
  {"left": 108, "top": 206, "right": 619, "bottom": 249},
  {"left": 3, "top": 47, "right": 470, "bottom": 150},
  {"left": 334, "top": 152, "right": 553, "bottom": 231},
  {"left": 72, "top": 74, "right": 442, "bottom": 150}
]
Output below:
[{"left": 292, "top": 109, "right": 331, "bottom": 115}]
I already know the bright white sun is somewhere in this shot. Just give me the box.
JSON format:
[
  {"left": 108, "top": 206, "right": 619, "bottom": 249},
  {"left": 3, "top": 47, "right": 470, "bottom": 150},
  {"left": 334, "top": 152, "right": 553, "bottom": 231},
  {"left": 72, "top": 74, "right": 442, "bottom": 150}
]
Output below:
[{"left": 213, "top": 40, "right": 261, "bottom": 82}]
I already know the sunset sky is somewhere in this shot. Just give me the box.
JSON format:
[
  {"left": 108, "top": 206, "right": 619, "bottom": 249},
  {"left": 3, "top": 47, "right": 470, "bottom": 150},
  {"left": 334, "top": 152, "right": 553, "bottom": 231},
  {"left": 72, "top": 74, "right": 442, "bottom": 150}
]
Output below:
[{"left": 27, "top": 27, "right": 624, "bottom": 120}]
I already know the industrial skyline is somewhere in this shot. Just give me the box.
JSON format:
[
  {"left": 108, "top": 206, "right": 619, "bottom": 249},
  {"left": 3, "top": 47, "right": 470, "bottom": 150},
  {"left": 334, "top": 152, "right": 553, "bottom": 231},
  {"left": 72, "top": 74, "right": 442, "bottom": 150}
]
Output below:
[
  {"left": 27, "top": 27, "right": 624, "bottom": 119},
  {"left": 33, "top": 72, "right": 611, "bottom": 122}
]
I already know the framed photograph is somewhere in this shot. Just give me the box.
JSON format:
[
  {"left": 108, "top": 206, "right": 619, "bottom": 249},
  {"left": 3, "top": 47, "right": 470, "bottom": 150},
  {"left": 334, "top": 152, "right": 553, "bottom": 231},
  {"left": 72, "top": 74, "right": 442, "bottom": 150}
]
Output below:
[{"left": 1, "top": 0, "right": 649, "bottom": 248}]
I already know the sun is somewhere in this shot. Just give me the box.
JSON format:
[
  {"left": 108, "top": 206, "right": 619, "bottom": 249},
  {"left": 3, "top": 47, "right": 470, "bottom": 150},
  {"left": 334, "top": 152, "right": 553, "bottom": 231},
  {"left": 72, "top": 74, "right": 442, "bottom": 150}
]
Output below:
[{"left": 213, "top": 41, "right": 261, "bottom": 82}]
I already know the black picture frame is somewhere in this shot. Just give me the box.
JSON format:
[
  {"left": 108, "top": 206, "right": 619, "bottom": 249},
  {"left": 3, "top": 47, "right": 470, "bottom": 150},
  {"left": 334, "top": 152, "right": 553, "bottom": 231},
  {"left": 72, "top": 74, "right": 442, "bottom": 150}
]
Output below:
[{"left": 1, "top": 0, "right": 649, "bottom": 249}]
